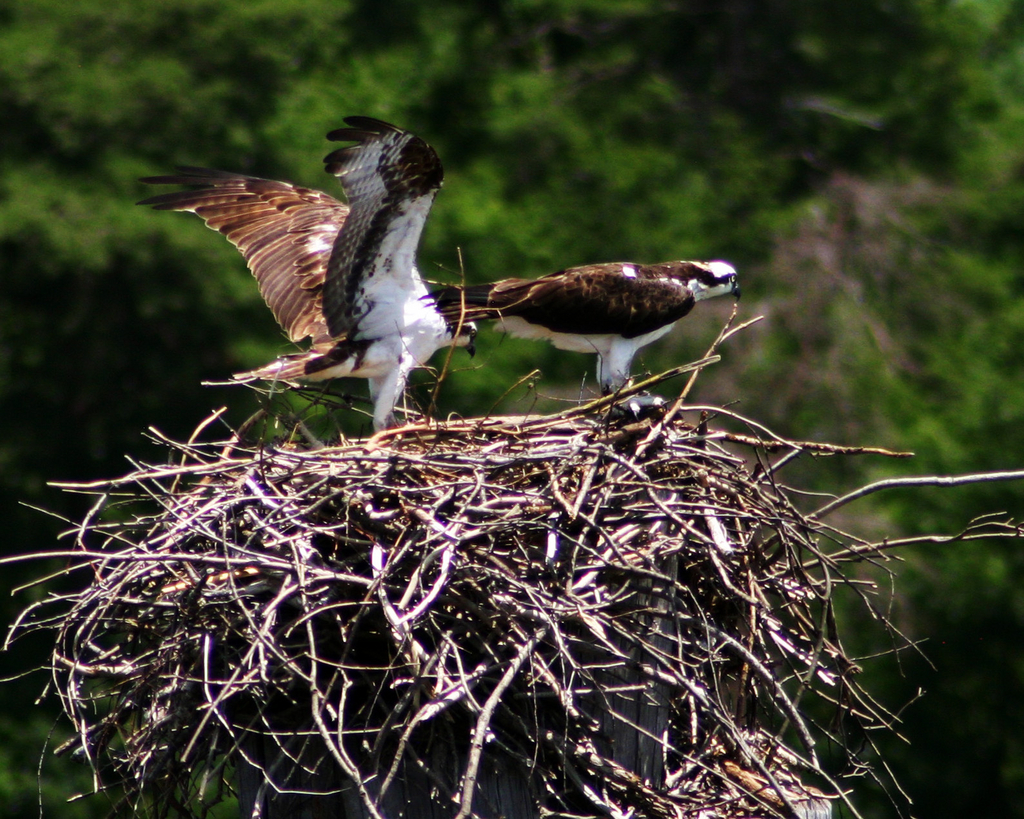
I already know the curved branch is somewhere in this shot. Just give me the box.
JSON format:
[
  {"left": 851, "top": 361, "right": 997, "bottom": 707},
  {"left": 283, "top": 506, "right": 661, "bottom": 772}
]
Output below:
[{"left": 814, "top": 469, "right": 1024, "bottom": 519}]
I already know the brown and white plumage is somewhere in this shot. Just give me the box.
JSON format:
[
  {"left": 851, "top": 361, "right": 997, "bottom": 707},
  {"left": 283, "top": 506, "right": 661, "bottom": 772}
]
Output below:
[
  {"left": 320, "top": 117, "right": 445, "bottom": 341},
  {"left": 139, "top": 117, "right": 473, "bottom": 430},
  {"left": 433, "top": 260, "right": 739, "bottom": 392},
  {"left": 138, "top": 168, "right": 344, "bottom": 345}
]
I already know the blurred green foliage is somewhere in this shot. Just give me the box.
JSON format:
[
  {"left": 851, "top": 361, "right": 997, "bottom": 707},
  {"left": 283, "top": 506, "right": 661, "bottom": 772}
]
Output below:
[{"left": 1, "top": 0, "right": 1023, "bottom": 815}]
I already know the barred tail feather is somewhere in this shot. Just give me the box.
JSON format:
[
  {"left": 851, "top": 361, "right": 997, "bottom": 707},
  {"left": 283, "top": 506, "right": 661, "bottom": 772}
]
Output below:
[
  {"left": 233, "top": 353, "right": 323, "bottom": 383},
  {"left": 431, "top": 284, "right": 500, "bottom": 322}
]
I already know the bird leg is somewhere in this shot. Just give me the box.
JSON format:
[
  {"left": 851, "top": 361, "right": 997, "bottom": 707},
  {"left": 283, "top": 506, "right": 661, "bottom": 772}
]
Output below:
[{"left": 368, "top": 355, "right": 416, "bottom": 431}]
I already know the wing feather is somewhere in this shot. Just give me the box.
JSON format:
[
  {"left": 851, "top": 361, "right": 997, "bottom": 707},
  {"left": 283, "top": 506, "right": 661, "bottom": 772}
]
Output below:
[
  {"left": 320, "top": 117, "right": 444, "bottom": 339},
  {"left": 138, "top": 168, "right": 349, "bottom": 342},
  {"left": 435, "top": 262, "right": 700, "bottom": 339}
]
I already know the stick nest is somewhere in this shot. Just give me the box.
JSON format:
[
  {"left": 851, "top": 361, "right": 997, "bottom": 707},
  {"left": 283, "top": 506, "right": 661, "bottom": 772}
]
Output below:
[{"left": 15, "top": 387, "right": 931, "bottom": 819}]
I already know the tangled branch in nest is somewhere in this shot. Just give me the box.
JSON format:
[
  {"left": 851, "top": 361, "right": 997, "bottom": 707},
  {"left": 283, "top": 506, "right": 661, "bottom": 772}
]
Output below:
[{"left": 9, "top": 375, "right": 1021, "bottom": 819}]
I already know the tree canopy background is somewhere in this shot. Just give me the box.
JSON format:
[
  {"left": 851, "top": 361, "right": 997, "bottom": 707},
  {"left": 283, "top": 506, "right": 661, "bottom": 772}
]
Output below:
[{"left": 1, "top": 0, "right": 1023, "bottom": 815}]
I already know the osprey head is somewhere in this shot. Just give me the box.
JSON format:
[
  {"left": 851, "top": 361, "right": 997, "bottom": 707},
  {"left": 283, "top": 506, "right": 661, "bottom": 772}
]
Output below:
[{"left": 688, "top": 260, "right": 740, "bottom": 301}]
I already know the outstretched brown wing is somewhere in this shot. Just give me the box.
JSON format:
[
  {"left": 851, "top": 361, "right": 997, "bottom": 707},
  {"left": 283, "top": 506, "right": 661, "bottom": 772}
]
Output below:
[
  {"left": 320, "top": 117, "right": 444, "bottom": 339},
  {"left": 139, "top": 167, "right": 349, "bottom": 343}
]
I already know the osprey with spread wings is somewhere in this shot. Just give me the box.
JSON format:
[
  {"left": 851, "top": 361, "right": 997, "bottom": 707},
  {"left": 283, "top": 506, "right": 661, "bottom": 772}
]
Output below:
[{"left": 139, "top": 117, "right": 474, "bottom": 430}]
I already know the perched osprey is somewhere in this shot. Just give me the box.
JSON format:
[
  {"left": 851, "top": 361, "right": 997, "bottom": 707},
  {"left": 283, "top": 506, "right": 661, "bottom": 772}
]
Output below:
[
  {"left": 139, "top": 117, "right": 474, "bottom": 430},
  {"left": 433, "top": 260, "right": 739, "bottom": 393}
]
